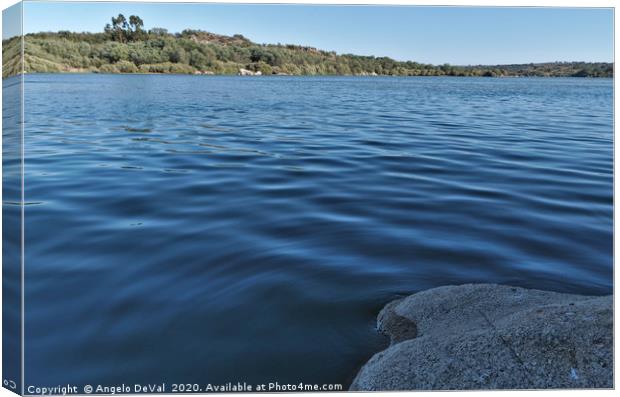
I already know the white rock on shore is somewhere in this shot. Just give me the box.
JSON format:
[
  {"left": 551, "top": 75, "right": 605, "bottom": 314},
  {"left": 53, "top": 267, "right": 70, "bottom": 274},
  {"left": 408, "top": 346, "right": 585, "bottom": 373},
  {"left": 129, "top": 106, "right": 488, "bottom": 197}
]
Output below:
[
  {"left": 350, "top": 284, "right": 612, "bottom": 390},
  {"left": 238, "top": 68, "right": 261, "bottom": 76}
]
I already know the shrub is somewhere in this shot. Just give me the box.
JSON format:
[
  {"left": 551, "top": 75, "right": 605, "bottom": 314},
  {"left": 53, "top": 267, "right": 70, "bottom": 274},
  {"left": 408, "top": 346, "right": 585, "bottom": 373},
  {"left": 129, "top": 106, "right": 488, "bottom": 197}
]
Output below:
[
  {"left": 116, "top": 60, "right": 138, "bottom": 73},
  {"left": 98, "top": 63, "right": 119, "bottom": 73}
]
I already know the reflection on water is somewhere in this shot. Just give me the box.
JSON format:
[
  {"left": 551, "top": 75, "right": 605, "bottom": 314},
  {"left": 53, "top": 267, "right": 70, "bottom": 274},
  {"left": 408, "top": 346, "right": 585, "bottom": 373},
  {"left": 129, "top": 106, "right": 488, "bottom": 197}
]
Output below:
[{"left": 18, "top": 75, "right": 612, "bottom": 387}]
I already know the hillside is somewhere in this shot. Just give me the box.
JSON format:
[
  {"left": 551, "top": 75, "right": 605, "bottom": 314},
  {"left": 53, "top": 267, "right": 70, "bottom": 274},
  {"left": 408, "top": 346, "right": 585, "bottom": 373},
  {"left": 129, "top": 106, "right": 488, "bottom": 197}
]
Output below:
[{"left": 2, "top": 14, "right": 614, "bottom": 78}]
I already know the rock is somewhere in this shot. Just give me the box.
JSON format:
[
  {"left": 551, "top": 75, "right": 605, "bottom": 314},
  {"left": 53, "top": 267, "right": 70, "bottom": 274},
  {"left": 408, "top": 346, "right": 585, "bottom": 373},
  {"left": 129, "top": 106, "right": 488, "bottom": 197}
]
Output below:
[
  {"left": 350, "top": 284, "right": 612, "bottom": 390},
  {"left": 238, "top": 68, "right": 255, "bottom": 76}
]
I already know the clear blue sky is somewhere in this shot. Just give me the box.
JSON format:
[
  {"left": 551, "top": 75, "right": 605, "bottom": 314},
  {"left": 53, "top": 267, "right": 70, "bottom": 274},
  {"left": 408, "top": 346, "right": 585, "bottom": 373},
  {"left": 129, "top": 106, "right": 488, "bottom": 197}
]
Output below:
[{"left": 12, "top": 1, "right": 614, "bottom": 65}]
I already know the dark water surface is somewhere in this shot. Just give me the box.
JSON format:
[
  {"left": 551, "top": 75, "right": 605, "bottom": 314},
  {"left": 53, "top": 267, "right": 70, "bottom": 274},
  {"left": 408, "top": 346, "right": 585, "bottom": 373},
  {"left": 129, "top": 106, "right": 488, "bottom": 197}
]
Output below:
[{"left": 19, "top": 75, "right": 612, "bottom": 387}]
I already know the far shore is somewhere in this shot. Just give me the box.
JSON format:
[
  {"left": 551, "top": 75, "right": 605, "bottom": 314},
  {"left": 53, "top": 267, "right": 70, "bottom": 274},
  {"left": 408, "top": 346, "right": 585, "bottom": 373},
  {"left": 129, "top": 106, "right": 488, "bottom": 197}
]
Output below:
[
  {"left": 3, "top": 70, "right": 613, "bottom": 79},
  {"left": 3, "top": 27, "right": 612, "bottom": 79}
]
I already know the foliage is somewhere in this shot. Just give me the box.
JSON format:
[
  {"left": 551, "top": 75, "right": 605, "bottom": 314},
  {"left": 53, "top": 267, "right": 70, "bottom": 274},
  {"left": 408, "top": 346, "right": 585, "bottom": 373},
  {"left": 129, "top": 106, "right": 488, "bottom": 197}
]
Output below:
[
  {"left": 2, "top": 15, "right": 614, "bottom": 78},
  {"left": 104, "top": 14, "right": 145, "bottom": 43}
]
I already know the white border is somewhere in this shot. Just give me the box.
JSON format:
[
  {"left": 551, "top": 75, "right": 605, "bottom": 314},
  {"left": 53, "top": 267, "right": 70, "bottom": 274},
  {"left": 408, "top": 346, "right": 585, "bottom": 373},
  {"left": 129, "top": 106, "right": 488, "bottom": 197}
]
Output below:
[{"left": 0, "top": 2, "right": 616, "bottom": 397}]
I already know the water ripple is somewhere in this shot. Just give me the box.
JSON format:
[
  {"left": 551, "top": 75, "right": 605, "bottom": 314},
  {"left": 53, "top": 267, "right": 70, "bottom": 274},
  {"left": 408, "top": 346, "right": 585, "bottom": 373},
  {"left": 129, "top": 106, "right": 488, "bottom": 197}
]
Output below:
[{"left": 18, "top": 75, "right": 612, "bottom": 387}]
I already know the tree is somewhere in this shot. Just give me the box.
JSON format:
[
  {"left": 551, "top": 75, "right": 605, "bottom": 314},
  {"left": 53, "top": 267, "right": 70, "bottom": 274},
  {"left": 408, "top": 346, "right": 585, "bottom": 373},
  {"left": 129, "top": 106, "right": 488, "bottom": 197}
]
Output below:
[
  {"left": 149, "top": 27, "right": 168, "bottom": 36},
  {"left": 128, "top": 15, "right": 144, "bottom": 31},
  {"left": 164, "top": 43, "right": 188, "bottom": 64},
  {"left": 110, "top": 14, "right": 128, "bottom": 43},
  {"left": 99, "top": 42, "right": 128, "bottom": 63},
  {"left": 189, "top": 49, "right": 209, "bottom": 70},
  {"left": 128, "top": 15, "right": 145, "bottom": 41},
  {"left": 104, "top": 23, "right": 113, "bottom": 39}
]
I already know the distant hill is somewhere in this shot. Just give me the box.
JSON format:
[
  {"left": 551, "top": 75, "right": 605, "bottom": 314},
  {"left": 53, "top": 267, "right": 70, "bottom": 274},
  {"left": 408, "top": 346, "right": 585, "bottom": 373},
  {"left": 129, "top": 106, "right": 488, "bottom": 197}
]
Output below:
[{"left": 1, "top": 14, "right": 614, "bottom": 78}]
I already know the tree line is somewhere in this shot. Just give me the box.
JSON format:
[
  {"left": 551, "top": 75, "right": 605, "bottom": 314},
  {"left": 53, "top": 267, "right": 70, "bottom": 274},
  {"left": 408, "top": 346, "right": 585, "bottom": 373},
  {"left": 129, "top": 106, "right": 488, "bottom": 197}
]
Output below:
[{"left": 2, "top": 14, "right": 614, "bottom": 78}]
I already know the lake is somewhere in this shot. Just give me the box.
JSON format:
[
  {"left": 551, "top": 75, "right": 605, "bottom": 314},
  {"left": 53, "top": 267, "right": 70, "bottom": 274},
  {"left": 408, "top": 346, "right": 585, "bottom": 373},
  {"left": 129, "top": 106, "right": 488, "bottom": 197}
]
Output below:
[{"left": 13, "top": 74, "right": 613, "bottom": 388}]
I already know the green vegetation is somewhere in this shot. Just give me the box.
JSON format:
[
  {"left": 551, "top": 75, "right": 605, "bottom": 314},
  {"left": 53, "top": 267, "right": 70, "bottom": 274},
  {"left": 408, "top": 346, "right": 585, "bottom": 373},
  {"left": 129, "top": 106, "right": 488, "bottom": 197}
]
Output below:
[{"left": 2, "top": 14, "right": 614, "bottom": 78}]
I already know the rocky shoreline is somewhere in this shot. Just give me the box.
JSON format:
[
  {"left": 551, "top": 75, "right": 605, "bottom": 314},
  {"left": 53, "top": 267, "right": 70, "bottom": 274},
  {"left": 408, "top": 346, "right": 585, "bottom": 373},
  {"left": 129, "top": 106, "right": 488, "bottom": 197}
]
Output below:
[{"left": 350, "top": 284, "right": 612, "bottom": 390}]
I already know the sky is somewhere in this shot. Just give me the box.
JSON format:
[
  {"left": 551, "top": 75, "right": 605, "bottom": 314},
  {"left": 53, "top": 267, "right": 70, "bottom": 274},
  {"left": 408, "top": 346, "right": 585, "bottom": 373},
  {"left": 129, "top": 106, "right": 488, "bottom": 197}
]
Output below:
[
  {"left": 2, "top": 1, "right": 21, "bottom": 40},
  {"left": 5, "top": 1, "right": 614, "bottom": 65}
]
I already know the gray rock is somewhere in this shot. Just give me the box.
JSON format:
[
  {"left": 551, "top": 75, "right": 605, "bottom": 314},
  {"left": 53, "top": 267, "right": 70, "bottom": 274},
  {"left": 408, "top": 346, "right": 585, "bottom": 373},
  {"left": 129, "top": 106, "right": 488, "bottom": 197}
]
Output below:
[{"left": 350, "top": 284, "right": 612, "bottom": 390}]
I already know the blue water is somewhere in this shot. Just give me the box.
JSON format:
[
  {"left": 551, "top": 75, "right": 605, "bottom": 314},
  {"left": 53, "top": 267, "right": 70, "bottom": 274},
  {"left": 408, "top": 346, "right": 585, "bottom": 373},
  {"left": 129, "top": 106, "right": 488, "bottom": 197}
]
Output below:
[{"left": 17, "top": 74, "right": 612, "bottom": 388}]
